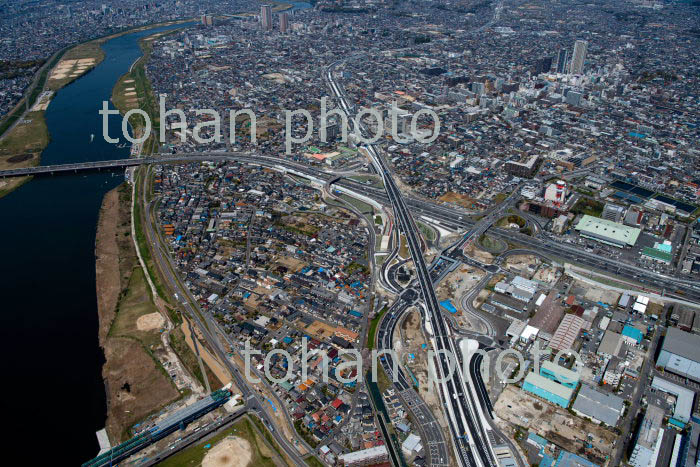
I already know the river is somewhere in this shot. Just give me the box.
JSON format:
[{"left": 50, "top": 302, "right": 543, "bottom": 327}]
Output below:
[{"left": 0, "top": 23, "right": 187, "bottom": 464}]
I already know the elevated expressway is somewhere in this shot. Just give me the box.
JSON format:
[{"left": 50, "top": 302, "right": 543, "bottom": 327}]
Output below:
[{"left": 327, "top": 58, "right": 498, "bottom": 467}]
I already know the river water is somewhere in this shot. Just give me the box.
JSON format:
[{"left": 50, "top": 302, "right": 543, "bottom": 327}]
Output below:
[{"left": 0, "top": 23, "right": 186, "bottom": 464}]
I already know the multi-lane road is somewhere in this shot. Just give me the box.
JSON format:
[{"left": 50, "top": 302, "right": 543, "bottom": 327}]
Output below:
[{"left": 327, "top": 57, "right": 498, "bottom": 467}]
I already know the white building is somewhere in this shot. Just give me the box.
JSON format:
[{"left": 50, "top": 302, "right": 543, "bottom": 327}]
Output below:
[{"left": 401, "top": 433, "right": 423, "bottom": 459}]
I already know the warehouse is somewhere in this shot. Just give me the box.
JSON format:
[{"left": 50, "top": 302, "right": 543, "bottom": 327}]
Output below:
[
  {"left": 539, "top": 360, "right": 580, "bottom": 389},
  {"left": 656, "top": 327, "right": 700, "bottom": 383},
  {"left": 597, "top": 330, "right": 624, "bottom": 359},
  {"left": 651, "top": 376, "right": 694, "bottom": 424},
  {"left": 522, "top": 372, "right": 575, "bottom": 408},
  {"left": 572, "top": 384, "right": 624, "bottom": 427},
  {"left": 574, "top": 215, "right": 641, "bottom": 248},
  {"left": 550, "top": 314, "right": 585, "bottom": 352}
]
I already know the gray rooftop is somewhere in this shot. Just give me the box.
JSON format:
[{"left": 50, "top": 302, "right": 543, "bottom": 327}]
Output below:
[
  {"left": 661, "top": 327, "right": 700, "bottom": 363},
  {"left": 572, "top": 384, "right": 624, "bottom": 427}
]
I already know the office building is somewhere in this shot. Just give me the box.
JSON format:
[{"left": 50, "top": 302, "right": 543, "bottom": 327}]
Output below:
[
  {"left": 535, "top": 56, "right": 552, "bottom": 74},
  {"left": 556, "top": 48, "right": 568, "bottom": 73},
  {"left": 279, "top": 12, "right": 289, "bottom": 33},
  {"left": 570, "top": 40, "right": 588, "bottom": 74},
  {"left": 565, "top": 90, "right": 583, "bottom": 106},
  {"left": 602, "top": 203, "right": 625, "bottom": 223},
  {"left": 261, "top": 4, "right": 273, "bottom": 31},
  {"left": 656, "top": 327, "right": 700, "bottom": 383},
  {"left": 544, "top": 180, "right": 568, "bottom": 205}
]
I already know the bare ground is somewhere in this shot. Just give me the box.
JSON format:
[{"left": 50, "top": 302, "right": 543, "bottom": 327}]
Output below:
[
  {"left": 202, "top": 436, "right": 253, "bottom": 467},
  {"left": 96, "top": 185, "right": 180, "bottom": 442}
]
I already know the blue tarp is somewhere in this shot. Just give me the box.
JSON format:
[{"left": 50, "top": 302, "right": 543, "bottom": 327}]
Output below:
[{"left": 439, "top": 300, "right": 458, "bottom": 313}]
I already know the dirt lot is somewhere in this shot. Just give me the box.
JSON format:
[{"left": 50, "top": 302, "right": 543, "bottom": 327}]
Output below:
[
  {"left": 181, "top": 321, "right": 227, "bottom": 390},
  {"left": 437, "top": 266, "right": 486, "bottom": 302},
  {"left": 494, "top": 385, "right": 615, "bottom": 465},
  {"left": 202, "top": 436, "right": 252, "bottom": 467},
  {"left": 438, "top": 191, "right": 478, "bottom": 209},
  {"left": 504, "top": 254, "right": 541, "bottom": 277},
  {"left": 533, "top": 265, "right": 560, "bottom": 286},
  {"left": 463, "top": 241, "right": 494, "bottom": 264},
  {"left": 436, "top": 266, "right": 488, "bottom": 332},
  {"left": 579, "top": 281, "right": 621, "bottom": 305},
  {"left": 273, "top": 255, "right": 306, "bottom": 273}
]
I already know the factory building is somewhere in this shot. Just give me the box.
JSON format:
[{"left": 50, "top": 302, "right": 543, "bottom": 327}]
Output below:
[
  {"left": 657, "top": 327, "right": 700, "bottom": 383},
  {"left": 539, "top": 360, "right": 580, "bottom": 389},
  {"left": 651, "top": 376, "right": 694, "bottom": 424},
  {"left": 572, "top": 384, "right": 625, "bottom": 426},
  {"left": 574, "top": 215, "right": 641, "bottom": 248},
  {"left": 629, "top": 404, "right": 665, "bottom": 467},
  {"left": 522, "top": 372, "right": 575, "bottom": 408}
]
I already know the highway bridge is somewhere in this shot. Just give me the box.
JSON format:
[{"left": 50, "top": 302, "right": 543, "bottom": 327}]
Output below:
[{"left": 6, "top": 152, "right": 699, "bottom": 305}]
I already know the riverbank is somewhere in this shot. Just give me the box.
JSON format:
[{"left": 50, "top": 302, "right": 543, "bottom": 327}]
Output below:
[
  {"left": 112, "top": 28, "right": 185, "bottom": 155},
  {"left": 0, "top": 19, "right": 193, "bottom": 200},
  {"left": 96, "top": 183, "right": 182, "bottom": 442}
]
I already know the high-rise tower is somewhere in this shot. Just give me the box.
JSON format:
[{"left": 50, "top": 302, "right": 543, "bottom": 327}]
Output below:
[
  {"left": 261, "top": 5, "right": 272, "bottom": 31},
  {"left": 570, "top": 40, "right": 588, "bottom": 74}
]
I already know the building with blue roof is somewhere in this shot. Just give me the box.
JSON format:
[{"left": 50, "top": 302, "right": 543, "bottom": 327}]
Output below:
[
  {"left": 523, "top": 372, "right": 574, "bottom": 408},
  {"left": 621, "top": 325, "right": 644, "bottom": 344},
  {"left": 540, "top": 361, "right": 580, "bottom": 389},
  {"left": 555, "top": 451, "right": 598, "bottom": 467}
]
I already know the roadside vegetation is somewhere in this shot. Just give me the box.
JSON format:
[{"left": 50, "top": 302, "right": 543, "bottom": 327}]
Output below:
[{"left": 366, "top": 306, "right": 388, "bottom": 350}]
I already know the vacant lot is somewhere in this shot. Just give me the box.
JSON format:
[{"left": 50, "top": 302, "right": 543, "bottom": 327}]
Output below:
[
  {"left": 494, "top": 385, "right": 615, "bottom": 465},
  {"left": 438, "top": 191, "right": 478, "bottom": 209}
]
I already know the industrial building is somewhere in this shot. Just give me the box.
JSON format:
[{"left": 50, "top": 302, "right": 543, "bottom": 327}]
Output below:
[
  {"left": 656, "top": 327, "right": 700, "bottom": 383},
  {"left": 621, "top": 325, "right": 644, "bottom": 345},
  {"left": 539, "top": 360, "right": 580, "bottom": 389},
  {"left": 550, "top": 314, "right": 585, "bottom": 352},
  {"left": 575, "top": 215, "right": 641, "bottom": 248},
  {"left": 572, "top": 384, "right": 624, "bottom": 427},
  {"left": 629, "top": 404, "right": 665, "bottom": 467},
  {"left": 641, "top": 241, "right": 673, "bottom": 264},
  {"left": 651, "top": 376, "right": 694, "bottom": 424},
  {"left": 523, "top": 372, "right": 574, "bottom": 408},
  {"left": 401, "top": 433, "right": 423, "bottom": 459},
  {"left": 597, "top": 330, "right": 624, "bottom": 359}
]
